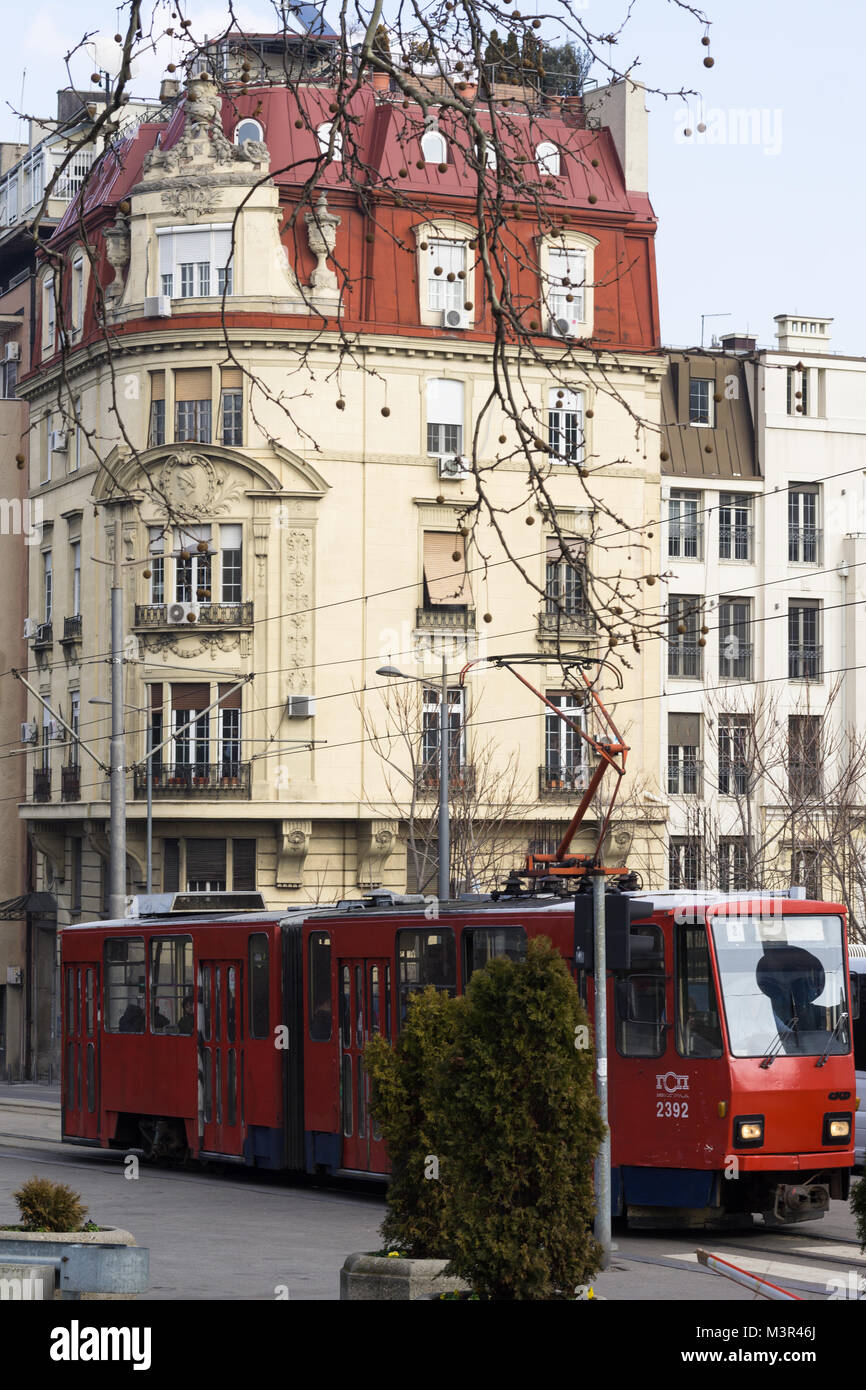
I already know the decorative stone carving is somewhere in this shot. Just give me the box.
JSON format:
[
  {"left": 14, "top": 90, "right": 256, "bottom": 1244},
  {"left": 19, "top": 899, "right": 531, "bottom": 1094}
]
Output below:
[
  {"left": 30, "top": 827, "right": 66, "bottom": 884},
  {"left": 139, "top": 631, "right": 243, "bottom": 659},
  {"left": 160, "top": 182, "right": 220, "bottom": 220},
  {"left": 83, "top": 821, "right": 110, "bottom": 863},
  {"left": 102, "top": 214, "right": 130, "bottom": 308},
  {"left": 304, "top": 192, "right": 341, "bottom": 305},
  {"left": 357, "top": 820, "right": 399, "bottom": 889},
  {"left": 283, "top": 530, "right": 312, "bottom": 689},
  {"left": 154, "top": 451, "right": 246, "bottom": 521},
  {"left": 139, "top": 72, "right": 270, "bottom": 188},
  {"left": 276, "top": 819, "right": 312, "bottom": 890}
]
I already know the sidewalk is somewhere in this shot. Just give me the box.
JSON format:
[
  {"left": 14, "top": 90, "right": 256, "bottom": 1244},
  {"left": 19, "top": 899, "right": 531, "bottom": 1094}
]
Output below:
[{"left": 0, "top": 1083, "right": 60, "bottom": 1111}]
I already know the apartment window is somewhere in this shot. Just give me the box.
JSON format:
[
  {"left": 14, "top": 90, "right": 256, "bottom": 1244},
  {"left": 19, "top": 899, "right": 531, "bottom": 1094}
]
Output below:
[
  {"left": 69, "top": 691, "right": 80, "bottom": 768},
  {"left": 688, "top": 377, "right": 713, "bottom": 426},
  {"left": 55, "top": 148, "right": 93, "bottom": 199},
  {"left": 220, "top": 524, "right": 243, "bottom": 602},
  {"left": 71, "top": 396, "right": 82, "bottom": 471},
  {"left": 668, "top": 490, "right": 701, "bottom": 559},
  {"left": 427, "top": 239, "right": 466, "bottom": 313},
  {"left": 148, "top": 528, "right": 165, "bottom": 604},
  {"left": 421, "top": 686, "right": 465, "bottom": 774},
  {"left": 668, "top": 595, "right": 702, "bottom": 678},
  {"left": 421, "top": 129, "right": 448, "bottom": 164},
  {"left": 149, "top": 372, "right": 166, "bottom": 447},
  {"left": 186, "top": 839, "right": 226, "bottom": 892},
  {"left": 546, "top": 246, "right": 586, "bottom": 324},
  {"left": 422, "top": 532, "right": 471, "bottom": 612},
  {"left": 158, "top": 225, "right": 233, "bottom": 299},
  {"left": 544, "top": 692, "right": 585, "bottom": 789},
  {"left": 172, "top": 684, "right": 210, "bottom": 773},
  {"left": 30, "top": 157, "right": 43, "bottom": 206},
  {"left": 791, "top": 848, "right": 821, "bottom": 900},
  {"left": 236, "top": 118, "right": 264, "bottom": 144},
  {"left": 718, "top": 493, "right": 752, "bottom": 561},
  {"left": 668, "top": 713, "right": 700, "bottom": 796},
  {"left": 789, "top": 715, "right": 822, "bottom": 800},
  {"left": 1, "top": 352, "right": 17, "bottom": 400},
  {"left": 43, "top": 550, "right": 53, "bottom": 623},
  {"left": 175, "top": 526, "right": 212, "bottom": 603},
  {"left": 548, "top": 388, "right": 584, "bottom": 464},
  {"left": 71, "top": 541, "right": 81, "bottom": 616},
  {"left": 788, "top": 486, "right": 820, "bottom": 563},
  {"left": 718, "top": 838, "right": 749, "bottom": 892},
  {"left": 426, "top": 378, "right": 464, "bottom": 456},
  {"left": 718, "top": 599, "right": 753, "bottom": 679},
  {"left": 42, "top": 276, "right": 55, "bottom": 354},
  {"left": 535, "top": 140, "right": 561, "bottom": 176},
  {"left": 789, "top": 601, "right": 821, "bottom": 680},
  {"left": 7, "top": 175, "right": 17, "bottom": 223},
  {"left": 218, "top": 683, "right": 242, "bottom": 776},
  {"left": 786, "top": 367, "right": 809, "bottom": 416},
  {"left": 316, "top": 122, "right": 342, "bottom": 160},
  {"left": 718, "top": 714, "right": 752, "bottom": 797},
  {"left": 545, "top": 538, "right": 588, "bottom": 619},
  {"left": 175, "top": 368, "right": 212, "bottom": 443},
  {"left": 220, "top": 368, "right": 243, "bottom": 446},
  {"left": 669, "top": 837, "right": 701, "bottom": 890},
  {"left": 41, "top": 706, "right": 52, "bottom": 772},
  {"left": 45, "top": 412, "right": 53, "bottom": 483},
  {"left": 149, "top": 685, "right": 164, "bottom": 774},
  {"left": 71, "top": 256, "right": 84, "bottom": 335}
]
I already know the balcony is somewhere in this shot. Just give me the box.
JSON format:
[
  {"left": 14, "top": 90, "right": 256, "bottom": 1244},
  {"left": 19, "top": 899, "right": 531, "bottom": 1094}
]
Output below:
[
  {"left": 31, "top": 622, "right": 53, "bottom": 650},
  {"left": 668, "top": 524, "right": 704, "bottom": 561},
  {"left": 132, "top": 762, "right": 252, "bottom": 798},
  {"left": 414, "top": 761, "right": 475, "bottom": 796},
  {"left": 539, "top": 765, "right": 590, "bottom": 797},
  {"left": 33, "top": 768, "right": 51, "bottom": 802},
  {"left": 719, "top": 642, "right": 753, "bottom": 681},
  {"left": 537, "top": 606, "right": 595, "bottom": 640},
  {"left": 133, "top": 601, "right": 254, "bottom": 630},
  {"left": 718, "top": 524, "right": 754, "bottom": 562},
  {"left": 61, "top": 764, "right": 81, "bottom": 801},
  {"left": 667, "top": 644, "right": 703, "bottom": 679},
  {"left": 788, "top": 528, "right": 822, "bottom": 565},
  {"left": 789, "top": 646, "right": 823, "bottom": 681},
  {"left": 667, "top": 758, "right": 703, "bottom": 798},
  {"left": 415, "top": 607, "right": 475, "bottom": 631},
  {"left": 61, "top": 614, "right": 83, "bottom": 644}
]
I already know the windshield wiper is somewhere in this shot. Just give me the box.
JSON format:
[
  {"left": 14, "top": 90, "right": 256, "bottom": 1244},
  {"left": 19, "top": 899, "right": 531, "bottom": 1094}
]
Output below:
[
  {"left": 816, "top": 1010, "right": 848, "bottom": 1068},
  {"left": 760, "top": 1017, "right": 798, "bottom": 1069}
]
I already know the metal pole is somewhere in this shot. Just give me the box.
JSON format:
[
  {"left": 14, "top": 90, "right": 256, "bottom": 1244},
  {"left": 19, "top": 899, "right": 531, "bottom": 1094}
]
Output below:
[
  {"left": 438, "top": 651, "right": 449, "bottom": 904},
  {"left": 145, "top": 720, "right": 153, "bottom": 894},
  {"left": 592, "top": 870, "right": 611, "bottom": 1268},
  {"left": 108, "top": 512, "right": 127, "bottom": 918}
]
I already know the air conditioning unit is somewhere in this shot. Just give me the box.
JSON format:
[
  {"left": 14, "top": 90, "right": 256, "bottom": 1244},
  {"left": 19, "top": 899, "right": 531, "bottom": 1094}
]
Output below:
[
  {"left": 48, "top": 719, "right": 65, "bottom": 740},
  {"left": 437, "top": 454, "right": 471, "bottom": 480},
  {"left": 442, "top": 308, "right": 471, "bottom": 330},
  {"left": 548, "top": 316, "right": 582, "bottom": 340},
  {"left": 20, "top": 721, "right": 38, "bottom": 745},
  {"left": 22, "top": 617, "right": 36, "bottom": 639},
  {"left": 35, "top": 623, "right": 52, "bottom": 644},
  {"left": 286, "top": 694, "right": 316, "bottom": 718},
  {"left": 4, "top": 341, "right": 20, "bottom": 361},
  {"left": 49, "top": 430, "right": 67, "bottom": 452},
  {"left": 166, "top": 601, "right": 200, "bottom": 625},
  {"left": 144, "top": 295, "right": 172, "bottom": 318}
]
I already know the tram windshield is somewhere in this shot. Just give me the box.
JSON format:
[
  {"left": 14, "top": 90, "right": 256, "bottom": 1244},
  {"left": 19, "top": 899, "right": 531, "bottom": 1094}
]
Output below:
[{"left": 710, "top": 914, "right": 849, "bottom": 1058}]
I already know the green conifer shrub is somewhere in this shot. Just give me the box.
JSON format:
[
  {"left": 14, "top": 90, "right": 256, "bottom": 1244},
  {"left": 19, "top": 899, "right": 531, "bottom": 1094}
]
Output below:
[{"left": 13, "top": 1176, "right": 89, "bottom": 1233}]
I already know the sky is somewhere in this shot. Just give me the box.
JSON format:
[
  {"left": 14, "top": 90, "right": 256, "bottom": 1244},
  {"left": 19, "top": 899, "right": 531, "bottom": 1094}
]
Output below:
[{"left": 0, "top": 0, "right": 862, "bottom": 353}]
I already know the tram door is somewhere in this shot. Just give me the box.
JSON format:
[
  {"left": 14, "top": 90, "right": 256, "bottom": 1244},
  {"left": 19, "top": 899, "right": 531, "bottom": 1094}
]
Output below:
[
  {"left": 198, "top": 961, "right": 244, "bottom": 1156},
  {"left": 62, "top": 964, "right": 100, "bottom": 1140},
  {"left": 338, "top": 958, "right": 391, "bottom": 1172}
]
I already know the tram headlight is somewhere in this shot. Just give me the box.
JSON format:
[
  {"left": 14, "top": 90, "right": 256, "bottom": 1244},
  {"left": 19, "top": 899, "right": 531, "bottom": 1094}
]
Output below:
[
  {"left": 734, "top": 1115, "right": 764, "bottom": 1147},
  {"left": 822, "top": 1113, "right": 852, "bottom": 1145}
]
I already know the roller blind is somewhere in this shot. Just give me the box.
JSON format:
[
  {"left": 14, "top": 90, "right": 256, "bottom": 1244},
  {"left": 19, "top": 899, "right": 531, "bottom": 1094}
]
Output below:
[
  {"left": 232, "top": 839, "right": 256, "bottom": 890},
  {"left": 426, "top": 378, "right": 463, "bottom": 425},
  {"left": 149, "top": 683, "right": 163, "bottom": 710},
  {"left": 220, "top": 523, "right": 242, "bottom": 549},
  {"left": 669, "top": 713, "right": 700, "bottom": 746},
  {"left": 218, "top": 682, "right": 242, "bottom": 710},
  {"left": 221, "top": 367, "right": 243, "bottom": 389},
  {"left": 163, "top": 838, "right": 180, "bottom": 892},
  {"left": 150, "top": 370, "right": 165, "bottom": 401},
  {"left": 187, "top": 838, "right": 227, "bottom": 883},
  {"left": 423, "top": 532, "right": 472, "bottom": 605},
  {"left": 174, "top": 368, "right": 212, "bottom": 401},
  {"left": 171, "top": 683, "right": 209, "bottom": 711},
  {"left": 546, "top": 535, "right": 585, "bottom": 562}
]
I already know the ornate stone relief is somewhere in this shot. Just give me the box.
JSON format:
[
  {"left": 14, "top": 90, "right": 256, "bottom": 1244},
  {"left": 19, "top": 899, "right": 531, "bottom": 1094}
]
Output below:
[
  {"left": 303, "top": 192, "right": 341, "bottom": 311},
  {"left": 102, "top": 214, "right": 131, "bottom": 308},
  {"left": 160, "top": 183, "right": 221, "bottom": 220},
  {"left": 155, "top": 450, "right": 246, "bottom": 521},
  {"left": 30, "top": 827, "right": 66, "bottom": 884},
  {"left": 139, "top": 73, "right": 271, "bottom": 190},
  {"left": 276, "top": 819, "right": 312, "bottom": 890},
  {"left": 284, "top": 530, "right": 312, "bottom": 690},
  {"left": 139, "top": 631, "right": 248, "bottom": 659},
  {"left": 357, "top": 820, "right": 399, "bottom": 889}
]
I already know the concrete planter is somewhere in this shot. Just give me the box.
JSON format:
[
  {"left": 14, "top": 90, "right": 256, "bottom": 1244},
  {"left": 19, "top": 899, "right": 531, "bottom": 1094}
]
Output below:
[
  {"left": 340, "top": 1253, "right": 469, "bottom": 1301},
  {"left": 0, "top": 1227, "right": 142, "bottom": 1301}
]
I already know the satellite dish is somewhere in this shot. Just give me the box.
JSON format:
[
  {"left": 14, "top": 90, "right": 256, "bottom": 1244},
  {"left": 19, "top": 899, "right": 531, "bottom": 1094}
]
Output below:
[{"left": 84, "top": 37, "right": 141, "bottom": 80}]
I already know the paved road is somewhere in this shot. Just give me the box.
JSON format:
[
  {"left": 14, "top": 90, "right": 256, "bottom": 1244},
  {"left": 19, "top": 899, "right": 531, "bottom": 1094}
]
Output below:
[{"left": 0, "top": 1088, "right": 863, "bottom": 1301}]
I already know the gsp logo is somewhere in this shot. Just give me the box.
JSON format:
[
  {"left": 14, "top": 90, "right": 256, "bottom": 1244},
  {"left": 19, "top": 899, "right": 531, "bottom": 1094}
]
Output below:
[{"left": 656, "top": 1071, "right": 690, "bottom": 1095}]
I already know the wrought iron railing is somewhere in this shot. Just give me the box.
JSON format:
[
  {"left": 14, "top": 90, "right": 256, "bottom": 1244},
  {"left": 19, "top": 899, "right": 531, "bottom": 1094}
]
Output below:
[
  {"left": 61, "top": 765, "right": 81, "bottom": 801},
  {"left": 718, "top": 523, "right": 754, "bottom": 562},
  {"left": 32, "top": 622, "right": 53, "bottom": 649},
  {"left": 33, "top": 768, "right": 51, "bottom": 802},
  {"left": 789, "top": 762, "right": 823, "bottom": 800},
  {"left": 62, "top": 614, "right": 83, "bottom": 642},
  {"left": 789, "top": 645, "right": 823, "bottom": 680},
  {"left": 132, "top": 762, "right": 251, "bottom": 797},
  {"left": 788, "top": 527, "right": 822, "bottom": 565},
  {"left": 719, "top": 642, "right": 753, "bottom": 680},
  {"left": 538, "top": 765, "right": 590, "bottom": 796},
  {"left": 667, "top": 643, "right": 703, "bottom": 679},
  {"left": 667, "top": 757, "right": 703, "bottom": 798},
  {"left": 668, "top": 523, "right": 704, "bottom": 561},
  {"left": 538, "top": 607, "right": 595, "bottom": 637},
  {"left": 133, "top": 601, "right": 254, "bottom": 628},
  {"left": 414, "top": 761, "right": 475, "bottom": 795}
]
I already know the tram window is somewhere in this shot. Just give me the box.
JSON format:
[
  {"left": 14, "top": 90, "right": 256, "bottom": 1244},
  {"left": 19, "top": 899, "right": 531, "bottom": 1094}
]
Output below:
[
  {"left": 104, "top": 938, "right": 146, "bottom": 1033},
  {"left": 615, "top": 922, "right": 666, "bottom": 1058},
  {"left": 86, "top": 1043, "right": 95, "bottom": 1113},
  {"left": 149, "top": 936, "right": 193, "bottom": 1032},
  {"left": 396, "top": 929, "right": 456, "bottom": 1026},
  {"left": 65, "top": 968, "right": 74, "bottom": 1035},
  {"left": 201, "top": 966, "right": 212, "bottom": 1041},
  {"left": 463, "top": 926, "right": 527, "bottom": 981},
  {"left": 308, "top": 933, "right": 332, "bottom": 1041},
  {"left": 342, "top": 1053, "right": 353, "bottom": 1136},
  {"left": 676, "top": 925, "right": 723, "bottom": 1058},
  {"left": 227, "top": 966, "right": 237, "bottom": 1043},
  {"left": 85, "top": 969, "right": 94, "bottom": 1035},
  {"left": 65, "top": 1042, "right": 75, "bottom": 1109},
  {"left": 249, "top": 934, "right": 269, "bottom": 1039},
  {"left": 340, "top": 965, "right": 351, "bottom": 1047},
  {"left": 227, "top": 1050, "right": 237, "bottom": 1126}
]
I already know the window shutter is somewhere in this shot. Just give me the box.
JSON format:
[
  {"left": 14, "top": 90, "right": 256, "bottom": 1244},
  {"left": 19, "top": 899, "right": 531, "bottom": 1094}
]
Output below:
[
  {"left": 423, "top": 532, "right": 472, "bottom": 605},
  {"left": 171, "top": 683, "right": 209, "bottom": 710},
  {"left": 232, "top": 839, "right": 256, "bottom": 890},
  {"left": 220, "top": 368, "right": 243, "bottom": 389},
  {"left": 150, "top": 683, "right": 163, "bottom": 710},
  {"left": 218, "top": 682, "right": 242, "bottom": 710},
  {"left": 186, "top": 839, "right": 227, "bottom": 883},
  {"left": 163, "top": 838, "right": 180, "bottom": 892},
  {"left": 669, "top": 713, "right": 700, "bottom": 747},
  {"left": 174, "top": 368, "right": 212, "bottom": 401},
  {"left": 150, "top": 371, "right": 165, "bottom": 402}
]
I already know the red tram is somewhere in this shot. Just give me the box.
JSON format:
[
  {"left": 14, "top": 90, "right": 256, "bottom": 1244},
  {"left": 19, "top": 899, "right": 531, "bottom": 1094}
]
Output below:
[{"left": 60, "top": 887, "right": 857, "bottom": 1228}]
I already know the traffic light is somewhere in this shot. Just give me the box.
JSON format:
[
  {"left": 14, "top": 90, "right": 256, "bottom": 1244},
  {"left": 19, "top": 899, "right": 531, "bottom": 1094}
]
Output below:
[{"left": 574, "top": 894, "right": 655, "bottom": 970}]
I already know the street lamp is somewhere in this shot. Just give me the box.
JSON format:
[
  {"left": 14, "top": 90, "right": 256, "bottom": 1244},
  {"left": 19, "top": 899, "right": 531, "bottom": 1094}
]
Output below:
[{"left": 376, "top": 655, "right": 451, "bottom": 903}]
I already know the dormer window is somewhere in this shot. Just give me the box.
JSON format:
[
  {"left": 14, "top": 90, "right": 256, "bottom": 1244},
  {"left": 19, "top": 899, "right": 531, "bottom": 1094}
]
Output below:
[
  {"left": 235, "top": 118, "right": 263, "bottom": 144},
  {"left": 536, "top": 141, "right": 561, "bottom": 176},
  {"left": 317, "top": 123, "right": 343, "bottom": 160},
  {"left": 158, "top": 225, "right": 233, "bottom": 300},
  {"left": 540, "top": 232, "right": 597, "bottom": 337},
  {"left": 421, "top": 129, "right": 448, "bottom": 165}
]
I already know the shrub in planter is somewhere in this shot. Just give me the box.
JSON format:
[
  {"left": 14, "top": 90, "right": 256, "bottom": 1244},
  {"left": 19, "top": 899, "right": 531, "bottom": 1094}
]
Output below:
[
  {"left": 366, "top": 986, "right": 459, "bottom": 1258},
  {"left": 437, "top": 936, "right": 604, "bottom": 1300},
  {"left": 13, "top": 1177, "right": 90, "bottom": 1233}
]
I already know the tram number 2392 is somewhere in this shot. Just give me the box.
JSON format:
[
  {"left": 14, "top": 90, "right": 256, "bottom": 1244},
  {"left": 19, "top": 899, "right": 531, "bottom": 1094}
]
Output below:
[{"left": 656, "top": 1100, "right": 689, "bottom": 1119}]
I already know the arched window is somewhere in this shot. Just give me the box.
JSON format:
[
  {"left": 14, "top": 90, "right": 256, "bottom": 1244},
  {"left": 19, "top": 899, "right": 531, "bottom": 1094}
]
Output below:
[
  {"left": 536, "top": 141, "right": 561, "bottom": 177},
  {"left": 483, "top": 143, "right": 497, "bottom": 171},
  {"left": 317, "top": 122, "right": 343, "bottom": 161},
  {"left": 235, "top": 118, "right": 264, "bottom": 145},
  {"left": 421, "top": 129, "right": 448, "bottom": 165}
]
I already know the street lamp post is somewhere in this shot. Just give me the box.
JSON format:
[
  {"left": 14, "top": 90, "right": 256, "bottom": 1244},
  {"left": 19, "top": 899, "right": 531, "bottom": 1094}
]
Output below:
[{"left": 376, "top": 653, "right": 450, "bottom": 903}]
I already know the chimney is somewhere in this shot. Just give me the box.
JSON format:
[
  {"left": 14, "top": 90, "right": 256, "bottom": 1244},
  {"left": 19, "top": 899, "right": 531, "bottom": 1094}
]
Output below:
[
  {"left": 159, "top": 77, "right": 181, "bottom": 104},
  {"left": 774, "top": 314, "right": 833, "bottom": 355},
  {"left": 582, "top": 78, "right": 648, "bottom": 194},
  {"left": 719, "top": 332, "right": 757, "bottom": 353}
]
